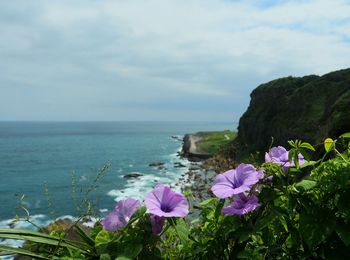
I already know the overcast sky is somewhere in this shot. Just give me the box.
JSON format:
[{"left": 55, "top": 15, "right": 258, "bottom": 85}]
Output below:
[{"left": 1, "top": 0, "right": 350, "bottom": 122}]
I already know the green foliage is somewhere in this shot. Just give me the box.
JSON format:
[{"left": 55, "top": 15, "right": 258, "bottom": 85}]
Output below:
[
  {"left": 236, "top": 68, "right": 350, "bottom": 158},
  {"left": 196, "top": 130, "right": 237, "bottom": 155},
  {"left": 1, "top": 136, "right": 350, "bottom": 259}
]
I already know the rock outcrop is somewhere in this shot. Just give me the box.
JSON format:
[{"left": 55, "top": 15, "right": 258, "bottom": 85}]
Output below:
[
  {"left": 124, "top": 172, "right": 143, "bottom": 179},
  {"left": 236, "top": 68, "right": 350, "bottom": 157},
  {"left": 182, "top": 134, "right": 211, "bottom": 161}
]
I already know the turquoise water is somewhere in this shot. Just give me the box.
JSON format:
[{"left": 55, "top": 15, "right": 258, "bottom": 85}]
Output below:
[{"left": 0, "top": 122, "right": 234, "bottom": 223}]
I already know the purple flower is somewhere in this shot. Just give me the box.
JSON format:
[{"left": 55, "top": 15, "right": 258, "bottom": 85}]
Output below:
[
  {"left": 211, "top": 163, "right": 264, "bottom": 199},
  {"left": 144, "top": 184, "right": 189, "bottom": 217},
  {"left": 265, "top": 146, "right": 289, "bottom": 163},
  {"left": 265, "top": 146, "right": 305, "bottom": 170},
  {"left": 150, "top": 215, "right": 165, "bottom": 235},
  {"left": 102, "top": 198, "right": 140, "bottom": 231},
  {"left": 222, "top": 193, "right": 260, "bottom": 216}
]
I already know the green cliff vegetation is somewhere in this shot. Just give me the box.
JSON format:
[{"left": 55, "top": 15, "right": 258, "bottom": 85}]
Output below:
[
  {"left": 196, "top": 131, "right": 237, "bottom": 155},
  {"left": 235, "top": 68, "right": 350, "bottom": 160}
]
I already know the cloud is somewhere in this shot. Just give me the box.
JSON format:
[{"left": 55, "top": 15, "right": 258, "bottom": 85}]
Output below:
[{"left": 0, "top": 0, "right": 350, "bottom": 121}]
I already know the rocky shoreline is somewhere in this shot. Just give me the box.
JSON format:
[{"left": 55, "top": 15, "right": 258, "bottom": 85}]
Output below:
[
  {"left": 177, "top": 134, "right": 218, "bottom": 208},
  {"left": 122, "top": 131, "right": 230, "bottom": 203}
]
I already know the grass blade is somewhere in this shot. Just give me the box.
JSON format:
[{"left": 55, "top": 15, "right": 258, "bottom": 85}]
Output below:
[{"left": 0, "top": 245, "right": 49, "bottom": 259}]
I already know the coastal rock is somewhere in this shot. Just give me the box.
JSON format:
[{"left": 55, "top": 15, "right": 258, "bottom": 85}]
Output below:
[
  {"left": 124, "top": 172, "right": 143, "bottom": 179},
  {"left": 236, "top": 68, "right": 350, "bottom": 157},
  {"left": 174, "top": 162, "right": 187, "bottom": 168},
  {"left": 189, "top": 165, "right": 201, "bottom": 171},
  {"left": 149, "top": 162, "right": 165, "bottom": 167},
  {"left": 171, "top": 135, "right": 183, "bottom": 141},
  {"left": 149, "top": 162, "right": 166, "bottom": 170}
]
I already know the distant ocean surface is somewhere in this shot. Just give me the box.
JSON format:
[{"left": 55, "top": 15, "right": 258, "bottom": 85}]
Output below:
[{"left": 0, "top": 121, "right": 235, "bottom": 226}]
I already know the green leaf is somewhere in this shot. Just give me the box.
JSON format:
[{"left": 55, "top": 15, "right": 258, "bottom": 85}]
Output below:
[
  {"left": 130, "top": 206, "right": 146, "bottom": 220},
  {"left": 174, "top": 218, "right": 189, "bottom": 245},
  {"left": 95, "top": 230, "right": 115, "bottom": 248},
  {"left": 280, "top": 217, "right": 288, "bottom": 232},
  {"left": 125, "top": 206, "right": 147, "bottom": 228},
  {"left": 288, "top": 140, "right": 296, "bottom": 148},
  {"left": 237, "top": 228, "right": 251, "bottom": 243},
  {"left": 236, "top": 248, "right": 263, "bottom": 259},
  {"left": 100, "top": 253, "right": 111, "bottom": 260},
  {"left": 255, "top": 207, "right": 280, "bottom": 231},
  {"left": 53, "top": 257, "right": 76, "bottom": 260},
  {"left": 258, "top": 188, "right": 276, "bottom": 203},
  {"left": 74, "top": 224, "right": 95, "bottom": 247},
  {"left": 0, "top": 228, "right": 90, "bottom": 253},
  {"left": 324, "top": 138, "right": 334, "bottom": 152},
  {"left": 0, "top": 245, "right": 48, "bottom": 259},
  {"left": 288, "top": 149, "right": 296, "bottom": 164},
  {"left": 300, "top": 160, "right": 320, "bottom": 168},
  {"left": 299, "top": 207, "right": 336, "bottom": 248},
  {"left": 336, "top": 222, "right": 350, "bottom": 246},
  {"left": 121, "top": 244, "right": 143, "bottom": 259},
  {"left": 199, "top": 198, "right": 217, "bottom": 207},
  {"left": 340, "top": 132, "right": 350, "bottom": 139},
  {"left": 0, "top": 227, "right": 61, "bottom": 239},
  {"left": 115, "top": 257, "right": 132, "bottom": 260},
  {"left": 90, "top": 225, "right": 103, "bottom": 240},
  {"left": 182, "top": 189, "right": 193, "bottom": 198},
  {"left": 337, "top": 190, "right": 350, "bottom": 216},
  {"left": 295, "top": 180, "right": 317, "bottom": 192},
  {"left": 215, "top": 199, "right": 225, "bottom": 219},
  {"left": 299, "top": 142, "right": 315, "bottom": 151}
]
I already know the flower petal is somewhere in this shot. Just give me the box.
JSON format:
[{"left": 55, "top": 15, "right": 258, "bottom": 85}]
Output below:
[
  {"left": 101, "top": 209, "right": 123, "bottom": 231},
  {"left": 211, "top": 164, "right": 264, "bottom": 199},
  {"left": 150, "top": 215, "right": 165, "bottom": 235},
  {"left": 145, "top": 184, "right": 189, "bottom": 217},
  {"left": 222, "top": 194, "right": 260, "bottom": 216},
  {"left": 102, "top": 198, "right": 140, "bottom": 231}
]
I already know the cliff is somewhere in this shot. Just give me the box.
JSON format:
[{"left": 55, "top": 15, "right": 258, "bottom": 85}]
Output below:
[{"left": 236, "top": 68, "right": 350, "bottom": 158}]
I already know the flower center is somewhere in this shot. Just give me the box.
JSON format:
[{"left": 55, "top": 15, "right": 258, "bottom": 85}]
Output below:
[{"left": 161, "top": 204, "right": 172, "bottom": 213}]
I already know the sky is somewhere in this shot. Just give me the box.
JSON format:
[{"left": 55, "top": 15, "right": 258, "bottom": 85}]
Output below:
[{"left": 1, "top": 0, "right": 350, "bottom": 122}]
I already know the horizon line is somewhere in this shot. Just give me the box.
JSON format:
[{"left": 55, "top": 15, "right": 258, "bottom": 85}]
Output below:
[{"left": 0, "top": 120, "right": 238, "bottom": 124}]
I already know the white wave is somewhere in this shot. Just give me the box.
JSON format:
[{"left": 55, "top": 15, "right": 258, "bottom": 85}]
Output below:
[
  {"left": 56, "top": 215, "right": 77, "bottom": 221},
  {"left": 82, "top": 217, "right": 98, "bottom": 228},
  {"left": 107, "top": 146, "right": 193, "bottom": 204}
]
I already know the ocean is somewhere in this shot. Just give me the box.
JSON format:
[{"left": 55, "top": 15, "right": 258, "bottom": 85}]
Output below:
[{"left": 0, "top": 121, "right": 234, "bottom": 228}]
